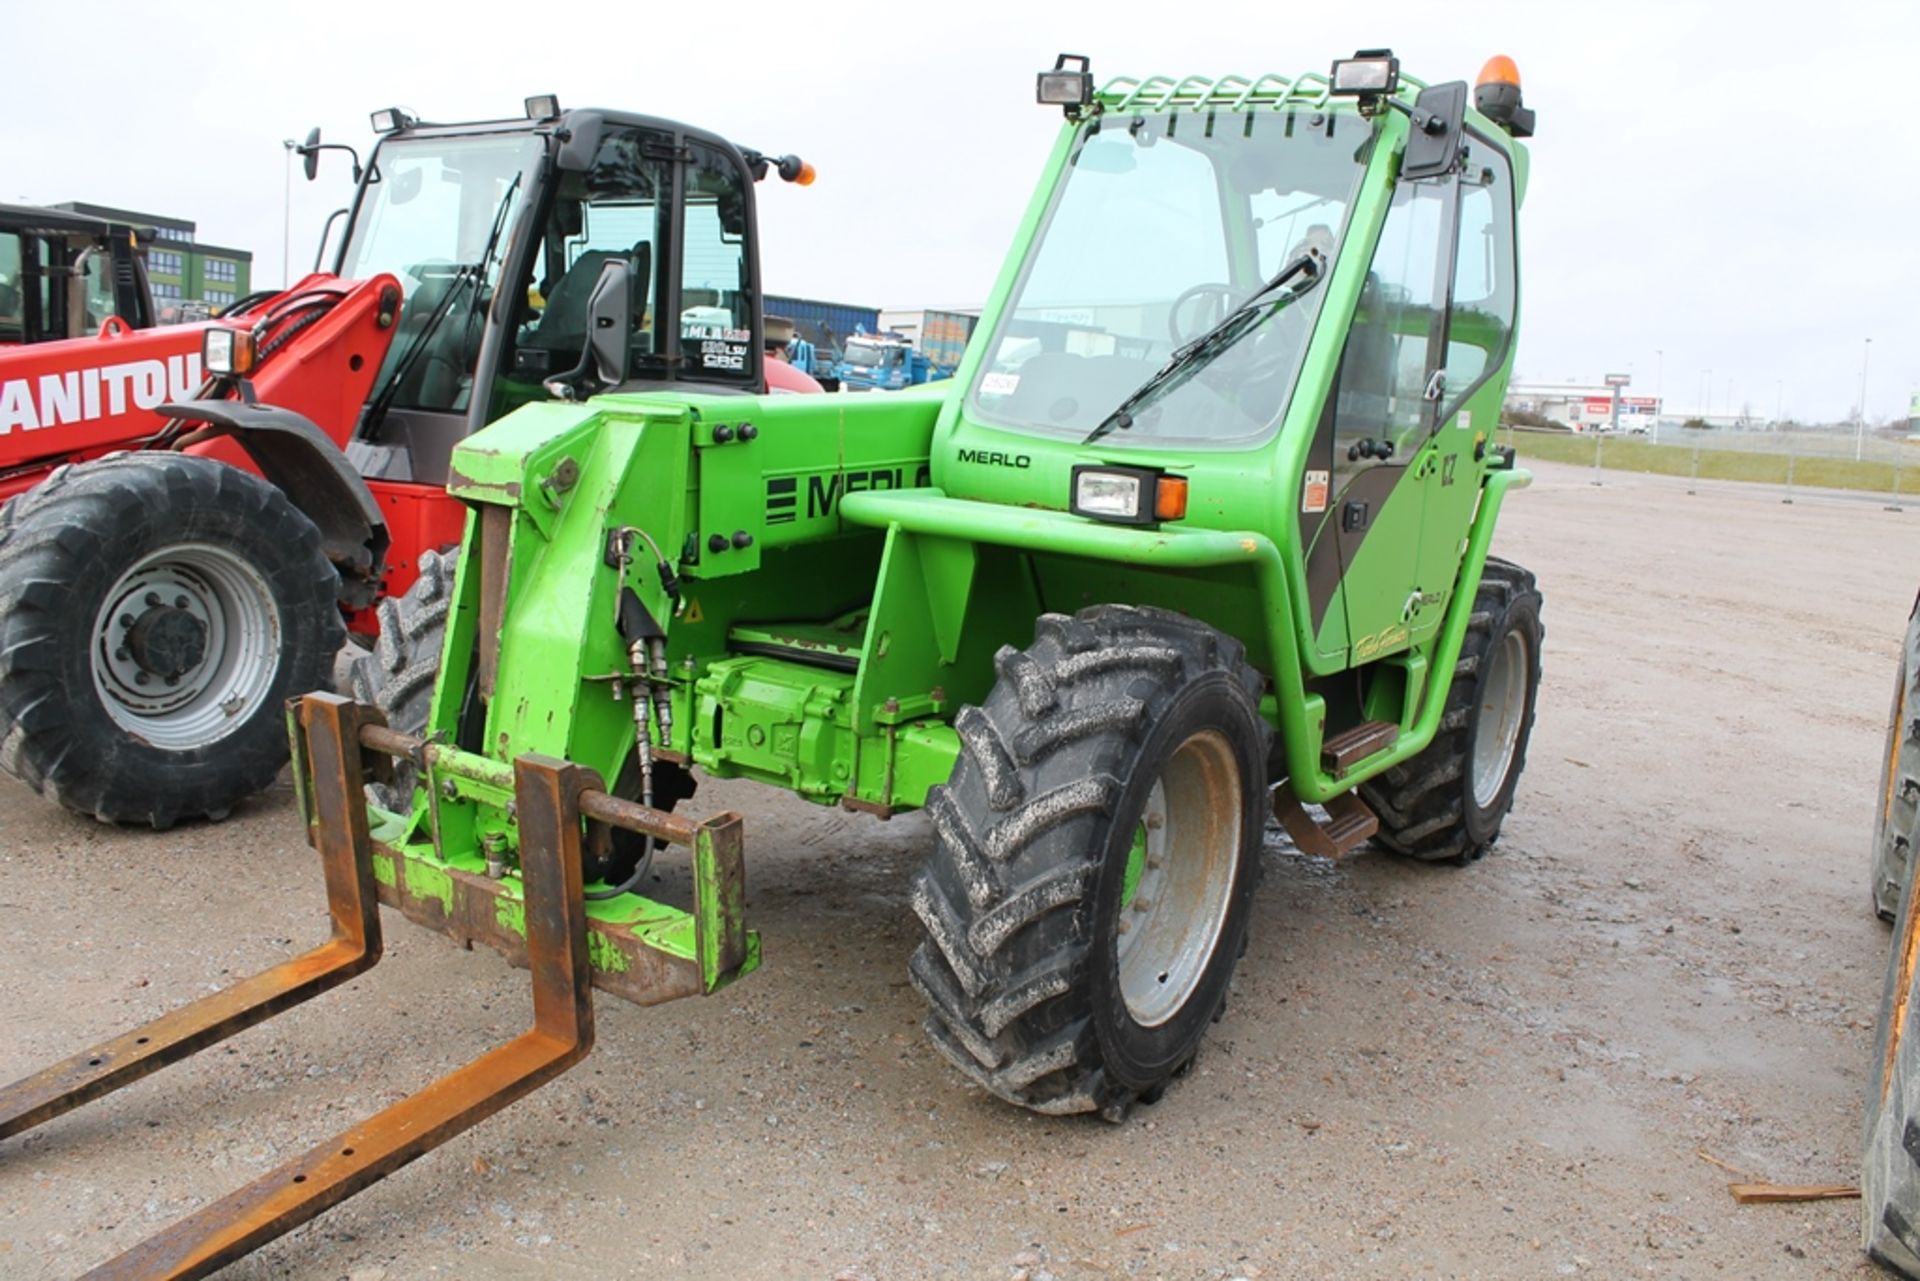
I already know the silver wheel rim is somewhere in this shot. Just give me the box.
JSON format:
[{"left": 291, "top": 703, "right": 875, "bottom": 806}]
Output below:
[
  {"left": 1469, "top": 627, "right": 1530, "bottom": 809},
  {"left": 1116, "top": 729, "right": 1242, "bottom": 1028},
  {"left": 90, "top": 543, "right": 282, "bottom": 750}
]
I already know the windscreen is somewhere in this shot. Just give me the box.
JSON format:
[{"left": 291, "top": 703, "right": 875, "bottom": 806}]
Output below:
[
  {"left": 968, "top": 108, "right": 1375, "bottom": 445},
  {"left": 339, "top": 134, "right": 542, "bottom": 299},
  {"left": 843, "top": 338, "right": 894, "bottom": 367},
  {"left": 339, "top": 133, "right": 542, "bottom": 414}
]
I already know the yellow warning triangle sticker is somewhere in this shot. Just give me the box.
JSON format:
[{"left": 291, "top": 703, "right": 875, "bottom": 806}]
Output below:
[{"left": 681, "top": 598, "right": 704, "bottom": 624}]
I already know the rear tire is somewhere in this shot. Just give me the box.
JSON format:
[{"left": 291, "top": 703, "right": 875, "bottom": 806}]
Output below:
[
  {"left": 1361, "top": 557, "right": 1543, "bottom": 863},
  {"left": 344, "top": 548, "right": 455, "bottom": 815},
  {"left": 1872, "top": 596, "right": 1920, "bottom": 922},
  {"left": 910, "top": 605, "right": 1270, "bottom": 1119},
  {"left": 0, "top": 454, "right": 342, "bottom": 827}
]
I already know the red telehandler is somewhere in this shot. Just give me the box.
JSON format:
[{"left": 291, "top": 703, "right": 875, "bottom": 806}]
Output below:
[{"left": 0, "top": 97, "right": 819, "bottom": 828}]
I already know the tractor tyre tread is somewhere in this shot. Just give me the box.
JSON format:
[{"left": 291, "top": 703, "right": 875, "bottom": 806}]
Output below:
[
  {"left": 345, "top": 548, "right": 455, "bottom": 813},
  {"left": 1864, "top": 768, "right": 1920, "bottom": 1276},
  {"left": 1872, "top": 594, "right": 1920, "bottom": 922}
]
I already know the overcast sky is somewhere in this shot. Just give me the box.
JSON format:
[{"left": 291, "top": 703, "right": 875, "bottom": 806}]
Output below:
[{"left": 7, "top": 0, "right": 1913, "bottom": 421}]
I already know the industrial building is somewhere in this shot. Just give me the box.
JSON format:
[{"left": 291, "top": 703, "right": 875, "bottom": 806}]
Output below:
[{"left": 52, "top": 202, "right": 252, "bottom": 312}]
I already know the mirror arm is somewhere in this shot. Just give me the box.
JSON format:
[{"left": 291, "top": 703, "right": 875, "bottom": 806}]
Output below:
[{"left": 300, "top": 142, "right": 365, "bottom": 183}]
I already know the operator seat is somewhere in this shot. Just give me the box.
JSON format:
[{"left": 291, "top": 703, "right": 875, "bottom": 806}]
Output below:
[{"left": 527, "top": 242, "right": 651, "bottom": 362}]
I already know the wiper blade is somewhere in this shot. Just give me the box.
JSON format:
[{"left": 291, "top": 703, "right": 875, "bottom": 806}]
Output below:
[
  {"left": 363, "top": 174, "right": 522, "bottom": 433},
  {"left": 1082, "top": 252, "right": 1325, "bottom": 445}
]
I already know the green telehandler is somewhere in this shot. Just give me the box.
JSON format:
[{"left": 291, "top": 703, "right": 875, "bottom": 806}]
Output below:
[{"left": 2, "top": 49, "right": 1543, "bottom": 1276}]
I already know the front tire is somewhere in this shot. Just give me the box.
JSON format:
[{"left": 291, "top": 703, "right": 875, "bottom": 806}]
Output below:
[
  {"left": 1361, "top": 557, "right": 1543, "bottom": 863},
  {"left": 0, "top": 454, "right": 342, "bottom": 827},
  {"left": 910, "top": 606, "right": 1270, "bottom": 1119}
]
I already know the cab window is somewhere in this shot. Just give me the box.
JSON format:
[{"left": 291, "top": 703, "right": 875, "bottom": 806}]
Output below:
[
  {"left": 0, "top": 232, "right": 25, "bottom": 341},
  {"left": 677, "top": 139, "right": 753, "bottom": 382},
  {"left": 1332, "top": 181, "right": 1449, "bottom": 456},
  {"left": 513, "top": 127, "right": 667, "bottom": 384},
  {"left": 1442, "top": 138, "right": 1517, "bottom": 415}
]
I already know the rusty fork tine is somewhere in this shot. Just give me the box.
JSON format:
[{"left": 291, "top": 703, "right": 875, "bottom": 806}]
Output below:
[
  {"left": 0, "top": 694, "right": 384, "bottom": 1142},
  {"left": 75, "top": 753, "right": 597, "bottom": 1281}
]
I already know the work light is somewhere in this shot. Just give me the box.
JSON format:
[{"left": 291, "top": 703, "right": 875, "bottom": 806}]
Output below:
[
  {"left": 1330, "top": 49, "right": 1400, "bottom": 97},
  {"left": 1070, "top": 465, "right": 1187, "bottom": 526},
  {"left": 369, "top": 108, "right": 409, "bottom": 134},
  {"left": 1036, "top": 54, "right": 1094, "bottom": 114},
  {"left": 202, "top": 326, "right": 256, "bottom": 377},
  {"left": 524, "top": 94, "right": 561, "bottom": 121}
]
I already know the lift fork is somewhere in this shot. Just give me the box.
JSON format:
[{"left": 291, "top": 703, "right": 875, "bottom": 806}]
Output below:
[{"left": 0, "top": 693, "right": 624, "bottom": 1279}]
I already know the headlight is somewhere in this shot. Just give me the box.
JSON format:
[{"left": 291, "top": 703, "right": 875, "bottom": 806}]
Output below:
[{"left": 1070, "top": 464, "right": 1190, "bottom": 526}]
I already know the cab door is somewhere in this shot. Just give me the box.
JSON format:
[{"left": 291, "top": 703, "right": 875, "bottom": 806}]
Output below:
[
  {"left": 1410, "top": 136, "right": 1519, "bottom": 642},
  {"left": 1323, "top": 175, "right": 1459, "bottom": 663}
]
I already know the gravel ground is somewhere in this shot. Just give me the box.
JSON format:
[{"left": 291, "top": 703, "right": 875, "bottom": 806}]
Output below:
[{"left": 1, "top": 459, "right": 1914, "bottom": 1280}]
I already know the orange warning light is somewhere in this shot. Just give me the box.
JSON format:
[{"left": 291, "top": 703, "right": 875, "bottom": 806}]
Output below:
[{"left": 1477, "top": 55, "right": 1521, "bottom": 89}]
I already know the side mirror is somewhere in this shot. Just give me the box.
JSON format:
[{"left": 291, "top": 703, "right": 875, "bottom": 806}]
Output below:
[
  {"left": 301, "top": 127, "right": 322, "bottom": 181},
  {"left": 544, "top": 259, "right": 632, "bottom": 399},
  {"left": 1401, "top": 81, "right": 1468, "bottom": 181}
]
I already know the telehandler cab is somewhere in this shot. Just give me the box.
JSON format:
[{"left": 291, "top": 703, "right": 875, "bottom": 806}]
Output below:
[
  {"left": 2, "top": 51, "right": 1543, "bottom": 1276},
  {"left": 0, "top": 97, "right": 818, "bottom": 829},
  {"left": 0, "top": 203, "right": 155, "bottom": 345}
]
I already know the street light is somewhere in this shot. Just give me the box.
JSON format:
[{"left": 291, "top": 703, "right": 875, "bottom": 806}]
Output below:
[
  {"left": 1857, "top": 337, "right": 1873, "bottom": 461},
  {"left": 281, "top": 138, "right": 297, "bottom": 289}
]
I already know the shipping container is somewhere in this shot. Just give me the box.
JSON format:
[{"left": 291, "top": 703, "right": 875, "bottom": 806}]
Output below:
[
  {"left": 876, "top": 308, "right": 979, "bottom": 374},
  {"left": 920, "top": 309, "right": 978, "bottom": 373}
]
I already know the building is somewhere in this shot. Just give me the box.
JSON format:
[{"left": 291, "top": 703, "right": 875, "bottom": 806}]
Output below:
[
  {"left": 1504, "top": 380, "right": 1662, "bottom": 432},
  {"left": 52, "top": 202, "right": 252, "bottom": 312}
]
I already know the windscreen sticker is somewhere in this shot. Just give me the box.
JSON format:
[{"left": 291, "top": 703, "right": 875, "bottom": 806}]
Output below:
[
  {"left": 1302, "top": 469, "right": 1330, "bottom": 513},
  {"left": 1457, "top": 409, "right": 1472, "bottom": 432},
  {"left": 981, "top": 371, "right": 1020, "bottom": 396},
  {"left": 684, "top": 324, "right": 750, "bottom": 373}
]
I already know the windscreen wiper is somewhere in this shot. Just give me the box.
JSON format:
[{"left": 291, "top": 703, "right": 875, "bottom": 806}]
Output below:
[{"left": 1082, "top": 252, "right": 1325, "bottom": 446}]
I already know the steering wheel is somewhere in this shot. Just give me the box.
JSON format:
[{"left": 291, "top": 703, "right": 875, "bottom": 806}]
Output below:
[{"left": 1168, "top": 282, "right": 1237, "bottom": 343}]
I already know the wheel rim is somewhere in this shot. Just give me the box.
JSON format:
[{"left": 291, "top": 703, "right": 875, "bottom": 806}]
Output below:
[
  {"left": 1470, "top": 627, "right": 1531, "bottom": 809},
  {"left": 1116, "top": 728, "right": 1242, "bottom": 1028},
  {"left": 90, "top": 543, "right": 283, "bottom": 750}
]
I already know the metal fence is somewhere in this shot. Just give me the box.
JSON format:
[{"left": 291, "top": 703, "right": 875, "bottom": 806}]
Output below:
[{"left": 1503, "top": 422, "right": 1919, "bottom": 509}]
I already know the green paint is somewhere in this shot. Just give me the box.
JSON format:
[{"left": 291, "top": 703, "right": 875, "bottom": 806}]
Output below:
[
  {"left": 1122, "top": 825, "right": 1148, "bottom": 908},
  {"left": 587, "top": 931, "right": 633, "bottom": 975},
  {"left": 403, "top": 858, "right": 455, "bottom": 916},
  {"left": 372, "top": 853, "right": 397, "bottom": 889}
]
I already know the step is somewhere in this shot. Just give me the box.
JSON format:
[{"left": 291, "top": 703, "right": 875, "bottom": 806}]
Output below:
[
  {"left": 1321, "top": 720, "right": 1399, "bottom": 774},
  {"left": 1272, "top": 784, "right": 1380, "bottom": 859}
]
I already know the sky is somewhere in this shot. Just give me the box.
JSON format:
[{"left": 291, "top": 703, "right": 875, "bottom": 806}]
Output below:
[{"left": 6, "top": 0, "right": 1914, "bottom": 423}]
